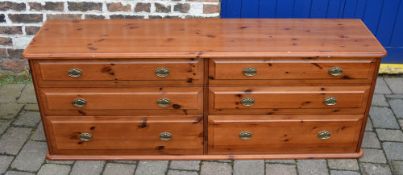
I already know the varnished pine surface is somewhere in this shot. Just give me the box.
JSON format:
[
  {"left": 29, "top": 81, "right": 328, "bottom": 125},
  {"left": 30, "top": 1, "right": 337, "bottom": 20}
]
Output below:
[
  {"left": 25, "top": 19, "right": 384, "bottom": 159},
  {"left": 23, "top": 19, "right": 386, "bottom": 59},
  {"left": 208, "top": 115, "right": 363, "bottom": 154},
  {"left": 46, "top": 150, "right": 363, "bottom": 160}
]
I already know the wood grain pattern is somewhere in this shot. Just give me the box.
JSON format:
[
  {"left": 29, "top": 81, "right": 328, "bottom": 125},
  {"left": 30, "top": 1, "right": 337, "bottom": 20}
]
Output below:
[
  {"left": 209, "top": 86, "right": 370, "bottom": 115},
  {"left": 39, "top": 87, "right": 203, "bottom": 116},
  {"left": 209, "top": 58, "right": 376, "bottom": 82},
  {"left": 208, "top": 115, "right": 363, "bottom": 154},
  {"left": 35, "top": 58, "right": 203, "bottom": 85},
  {"left": 46, "top": 150, "right": 363, "bottom": 160},
  {"left": 23, "top": 19, "right": 386, "bottom": 59},
  {"left": 46, "top": 116, "right": 203, "bottom": 155},
  {"left": 23, "top": 19, "right": 385, "bottom": 159}
]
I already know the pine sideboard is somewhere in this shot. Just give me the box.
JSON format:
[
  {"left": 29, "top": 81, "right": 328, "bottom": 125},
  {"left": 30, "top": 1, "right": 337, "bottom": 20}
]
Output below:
[{"left": 23, "top": 19, "right": 386, "bottom": 160}]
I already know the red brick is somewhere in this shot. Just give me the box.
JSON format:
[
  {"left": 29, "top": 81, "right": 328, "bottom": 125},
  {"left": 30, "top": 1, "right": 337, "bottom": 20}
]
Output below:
[
  {"left": 110, "top": 15, "right": 145, "bottom": 19},
  {"left": 174, "top": 3, "right": 190, "bottom": 13},
  {"left": 29, "top": 2, "right": 64, "bottom": 11},
  {"left": 85, "top": 15, "right": 105, "bottom": 19},
  {"left": 0, "top": 1, "right": 26, "bottom": 11},
  {"left": 47, "top": 14, "right": 82, "bottom": 20},
  {"left": 135, "top": 3, "right": 151, "bottom": 12},
  {"left": 203, "top": 4, "right": 219, "bottom": 14},
  {"left": 155, "top": 3, "right": 171, "bottom": 13},
  {"left": 0, "top": 37, "right": 12, "bottom": 46},
  {"left": 6, "top": 49, "right": 23, "bottom": 59},
  {"left": 28, "top": 2, "right": 42, "bottom": 11},
  {"left": 25, "top": 26, "right": 40, "bottom": 35},
  {"left": 0, "top": 48, "right": 7, "bottom": 57},
  {"left": 68, "top": 2, "right": 102, "bottom": 11},
  {"left": 8, "top": 14, "right": 43, "bottom": 23},
  {"left": 0, "top": 26, "right": 22, "bottom": 35},
  {"left": 107, "top": 2, "right": 131, "bottom": 12},
  {"left": 0, "top": 59, "right": 27, "bottom": 73}
]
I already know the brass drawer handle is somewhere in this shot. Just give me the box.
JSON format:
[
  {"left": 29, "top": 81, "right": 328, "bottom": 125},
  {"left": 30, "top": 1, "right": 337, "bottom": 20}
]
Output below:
[
  {"left": 317, "top": 130, "right": 331, "bottom": 140},
  {"left": 324, "top": 97, "right": 337, "bottom": 106},
  {"left": 239, "top": 131, "right": 253, "bottom": 140},
  {"left": 155, "top": 67, "right": 169, "bottom": 78},
  {"left": 156, "top": 98, "right": 171, "bottom": 107},
  {"left": 72, "top": 98, "right": 87, "bottom": 108},
  {"left": 328, "top": 66, "right": 343, "bottom": 77},
  {"left": 240, "top": 97, "right": 255, "bottom": 107},
  {"left": 160, "top": 131, "right": 172, "bottom": 141},
  {"left": 68, "top": 68, "right": 82, "bottom": 78},
  {"left": 79, "top": 132, "right": 92, "bottom": 142},
  {"left": 243, "top": 67, "right": 257, "bottom": 77}
]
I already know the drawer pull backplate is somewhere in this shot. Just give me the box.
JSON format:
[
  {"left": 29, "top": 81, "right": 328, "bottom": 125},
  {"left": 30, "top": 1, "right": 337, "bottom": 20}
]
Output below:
[
  {"left": 328, "top": 67, "right": 343, "bottom": 77},
  {"left": 324, "top": 97, "right": 337, "bottom": 106},
  {"left": 243, "top": 67, "right": 257, "bottom": 77},
  {"left": 155, "top": 67, "right": 170, "bottom": 78},
  {"left": 160, "top": 131, "right": 172, "bottom": 141},
  {"left": 240, "top": 97, "right": 255, "bottom": 107},
  {"left": 67, "top": 68, "right": 82, "bottom": 78},
  {"left": 156, "top": 98, "right": 171, "bottom": 107},
  {"left": 72, "top": 98, "right": 87, "bottom": 108},
  {"left": 79, "top": 132, "right": 92, "bottom": 142},
  {"left": 239, "top": 131, "right": 253, "bottom": 140},
  {"left": 317, "top": 130, "right": 331, "bottom": 140}
]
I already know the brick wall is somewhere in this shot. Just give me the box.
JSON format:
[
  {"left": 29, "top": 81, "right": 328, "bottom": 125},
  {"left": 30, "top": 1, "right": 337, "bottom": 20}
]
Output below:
[{"left": 0, "top": 0, "right": 220, "bottom": 75}]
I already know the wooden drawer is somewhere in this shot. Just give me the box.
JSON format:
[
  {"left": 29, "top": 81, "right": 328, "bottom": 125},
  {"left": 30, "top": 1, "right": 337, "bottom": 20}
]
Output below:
[
  {"left": 209, "top": 58, "right": 377, "bottom": 85},
  {"left": 209, "top": 86, "right": 370, "bottom": 115},
  {"left": 33, "top": 58, "right": 203, "bottom": 87},
  {"left": 208, "top": 115, "right": 363, "bottom": 154},
  {"left": 39, "top": 87, "right": 203, "bottom": 116},
  {"left": 45, "top": 116, "right": 203, "bottom": 155}
]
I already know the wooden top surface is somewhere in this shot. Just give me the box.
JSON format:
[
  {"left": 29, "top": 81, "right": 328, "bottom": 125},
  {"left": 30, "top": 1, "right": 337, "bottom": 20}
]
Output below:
[{"left": 23, "top": 19, "right": 386, "bottom": 59}]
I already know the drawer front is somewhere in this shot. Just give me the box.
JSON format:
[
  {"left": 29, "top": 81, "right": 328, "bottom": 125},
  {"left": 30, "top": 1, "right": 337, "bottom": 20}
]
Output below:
[
  {"left": 209, "top": 86, "right": 370, "bottom": 115},
  {"left": 46, "top": 116, "right": 203, "bottom": 155},
  {"left": 40, "top": 87, "right": 203, "bottom": 116},
  {"left": 208, "top": 115, "right": 363, "bottom": 154},
  {"left": 34, "top": 58, "right": 203, "bottom": 85},
  {"left": 209, "top": 58, "right": 376, "bottom": 84}
]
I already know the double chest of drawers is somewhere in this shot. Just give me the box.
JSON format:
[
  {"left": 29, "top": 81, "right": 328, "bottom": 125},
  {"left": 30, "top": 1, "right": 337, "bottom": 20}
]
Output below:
[{"left": 23, "top": 19, "right": 386, "bottom": 160}]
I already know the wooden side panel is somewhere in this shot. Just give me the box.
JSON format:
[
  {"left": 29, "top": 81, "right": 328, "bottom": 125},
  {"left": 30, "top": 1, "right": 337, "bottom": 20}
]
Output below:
[
  {"left": 208, "top": 115, "right": 363, "bottom": 154},
  {"left": 46, "top": 116, "right": 203, "bottom": 155},
  {"left": 209, "top": 86, "right": 370, "bottom": 115},
  {"left": 39, "top": 87, "right": 203, "bottom": 116}
]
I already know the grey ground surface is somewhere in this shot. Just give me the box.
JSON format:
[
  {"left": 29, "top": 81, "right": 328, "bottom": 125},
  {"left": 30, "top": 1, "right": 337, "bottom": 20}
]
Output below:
[{"left": 0, "top": 75, "right": 403, "bottom": 175}]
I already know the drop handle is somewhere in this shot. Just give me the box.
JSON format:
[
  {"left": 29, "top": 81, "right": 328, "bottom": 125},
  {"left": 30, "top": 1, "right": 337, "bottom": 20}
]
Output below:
[
  {"left": 156, "top": 98, "right": 171, "bottom": 108},
  {"left": 324, "top": 97, "right": 336, "bottom": 106},
  {"left": 72, "top": 98, "right": 87, "bottom": 108},
  {"left": 243, "top": 67, "right": 257, "bottom": 77},
  {"left": 79, "top": 132, "right": 92, "bottom": 142},
  {"left": 240, "top": 97, "right": 255, "bottom": 107},
  {"left": 68, "top": 68, "right": 82, "bottom": 78},
  {"left": 317, "top": 130, "right": 331, "bottom": 140},
  {"left": 155, "top": 67, "right": 169, "bottom": 78},
  {"left": 160, "top": 131, "right": 172, "bottom": 141},
  {"left": 328, "top": 66, "right": 343, "bottom": 77},
  {"left": 239, "top": 131, "right": 253, "bottom": 140}
]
